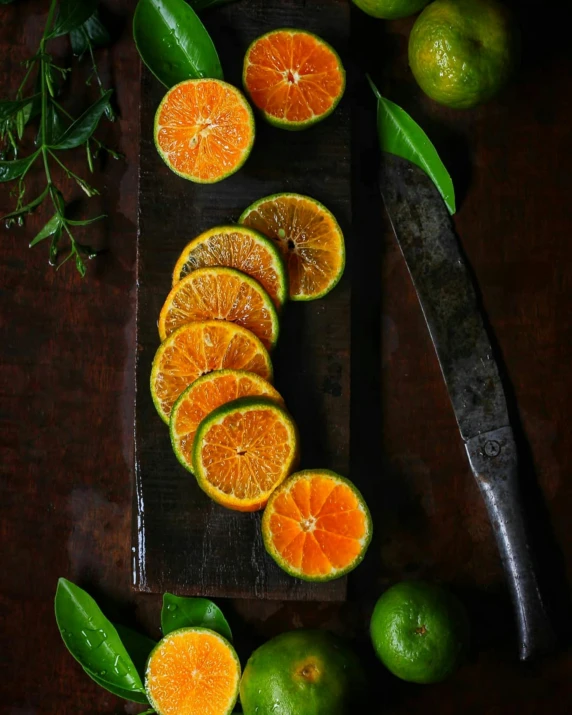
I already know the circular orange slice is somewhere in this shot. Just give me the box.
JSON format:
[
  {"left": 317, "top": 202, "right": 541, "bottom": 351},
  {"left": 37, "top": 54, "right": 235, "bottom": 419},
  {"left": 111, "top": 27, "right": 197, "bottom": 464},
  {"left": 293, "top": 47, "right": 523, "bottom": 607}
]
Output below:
[
  {"left": 193, "top": 397, "right": 299, "bottom": 511},
  {"left": 145, "top": 628, "right": 240, "bottom": 715},
  {"left": 170, "top": 369, "right": 283, "bottom": 474},
  {"left": 239, "top": 193, "right": 345, "bottom": 300},
  {"left": 262, "top": 470, "right": 372, "bottom": 581},
  {"left": 243, "top": 29, "right": 346, "bottom": 130},
  {"left": 172, "top": 226, "right": 288, "bottom": 309},
  {"left": 150, "top": 321, "right": 273, "bottom": 424},
  {"left": 154, "top": 79, "right": 255, "bottom": 184},
  {"left": 158, "top": 266, "right": 280, "bottom": 350}
]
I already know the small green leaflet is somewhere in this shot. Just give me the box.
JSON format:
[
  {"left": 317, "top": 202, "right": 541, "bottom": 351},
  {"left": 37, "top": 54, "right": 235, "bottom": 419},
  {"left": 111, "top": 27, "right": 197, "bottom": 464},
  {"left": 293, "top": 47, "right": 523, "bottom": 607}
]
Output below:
[
  {"left": 133, "top": 0, "right": 223, "bottom": 87},
  {"left": 368, "top": 77, "right": 455, "bottom": 215},
  {"left": 50, "top": 91, "right": 112, "bottom": 150},
  {"left": 0, "top": 95, "right": 40, "bottom": 122},
  {"left": 0, "top": 152, "right": 39, "bottom": 183},
  {"left": 161, "top": 593, "right": 233, "bottom": 641},
  {"left": 70, "top": 11, "right": 111, "bottom": 56},
  {"left": 50, "top": 0, "right": 99, "bottom": 38},
  {"left": 3, "top": 186, "right": 49, "bottom": 221}
]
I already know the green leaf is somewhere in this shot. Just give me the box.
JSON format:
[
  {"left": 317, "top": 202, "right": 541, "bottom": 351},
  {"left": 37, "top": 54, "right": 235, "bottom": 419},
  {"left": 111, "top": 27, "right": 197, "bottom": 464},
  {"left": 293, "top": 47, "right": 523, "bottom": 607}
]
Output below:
[
  {"left": 50, "top": 91, "right": 112, "bottom": 150},
  {"left": 0, "top": 152, "right": 39, "bottom": 183},
  {"left": 29, "top": 213, "right": 61, "bottom": 246},
  {"left": 44, "top": 104, "right": 67, "bottom": 145},
  {"left": 0, "top": 95, "right": 40, "bottom": 122},
  {"left": 50, "top": 0, "right": 99, "bottom": 38},
  {"left": 133, "top": 0, "right": 223, "bottom": 88},
  {"left": 368, "top": 77, "right": 456, "bottom": 215},
  {"left": 70, "top": 11, "right": 111, "bottom": 56},
  {"left": 66, "top": 214, "right": 106, "bottom": 226},
  {"left": 83, "top": 669, "right": 150, "bottom": 704},
  {"left": 161, "top": 593, "right": 232, "bottom": 641},
  {"left": 113, "top": 624, "right": 156, "bottom": 680},
  {"left": 54, "top": 578, "right": 147, "bottom": 697},
  {"left": 2, "top": 185, "right": 49, "bottom": 220}
]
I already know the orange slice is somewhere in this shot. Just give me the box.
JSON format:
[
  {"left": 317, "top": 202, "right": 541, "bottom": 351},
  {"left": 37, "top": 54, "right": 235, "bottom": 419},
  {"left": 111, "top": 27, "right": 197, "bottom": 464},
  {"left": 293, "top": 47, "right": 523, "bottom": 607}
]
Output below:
[
  {"left": 170, "top": 369, "right": 283, "bottom": 474},
  {"left": 193, "top": 397, "right": 299, "bottom": 511},
  {"left": 262, "top": 470, "right": 372, "bottom": 581},
  {"left": 150, "top": 321, "right": 273, "bottom": 424},
  {"left": 239, "top": 193, "right": 345, "bottom": 300},
  {"left": 158, "top": 266, "right": 280, "bottom": 350},
  {"left": 154, "top": 79, "right": 255, "bottom": 184},
  {"left": 145, "top": 628, "right": 240, "bottom": 715},
  {"left": 243, "top": 29, "right": 345, "bottom": 129},
  {"left": 172, "top": 226, "right": 288, "bottom": 309}
]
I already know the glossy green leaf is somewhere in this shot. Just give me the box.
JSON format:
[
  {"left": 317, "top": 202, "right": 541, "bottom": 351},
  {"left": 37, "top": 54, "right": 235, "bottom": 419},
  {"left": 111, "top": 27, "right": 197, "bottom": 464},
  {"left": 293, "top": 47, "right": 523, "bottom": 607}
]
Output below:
[
  {"left": 113, "top": 624, "right": 156, "bottom": 680},
  {"left": 50, "top": 0, "right": 99, "bottom": 38},
  {"left": 29, "top": 213, "right": 62, "bottom": 246},
  {"left": 70, "top": 11, "right": 111, "bottom": 56},
  {"left": 2, "top": 185, "right": 49, "bottom": 220},
  {"left": 133, "top": 0, "right": 223, "bottom": 88},
  {"left": 50, "top": 91, "right": 112, "bottom": 149},
  {"left": 0, "top": 152, "right": 39, "bottom": 183},
  {"left": 368, "top": 77, "right": 456, "bottom": 215},
  {"left": 66, "top": 215, "right": 106, "bottom": 226},
  {"left": 0, "top": 95, "right": 39, "bottom": 122},
  {"left": 54, "top": 578, "right": 147, "bottom": 697},
  {"left": 161, "top": 593, "right": 232, "bottom": 641},
  {"left": 84, "top": 669, "right": 150, "bottom": 704}
]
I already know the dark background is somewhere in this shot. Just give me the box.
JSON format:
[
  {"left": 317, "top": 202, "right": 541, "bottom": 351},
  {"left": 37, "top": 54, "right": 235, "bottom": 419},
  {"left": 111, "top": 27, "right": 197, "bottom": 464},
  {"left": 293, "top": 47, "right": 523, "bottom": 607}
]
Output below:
[{"left": 1, "top": 0, "right": 571, "bottom": 713}]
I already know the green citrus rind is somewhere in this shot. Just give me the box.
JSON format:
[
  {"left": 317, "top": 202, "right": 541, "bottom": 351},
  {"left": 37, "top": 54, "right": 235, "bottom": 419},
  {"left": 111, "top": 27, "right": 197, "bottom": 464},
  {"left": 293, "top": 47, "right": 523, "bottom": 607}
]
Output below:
[
  {"left": 192, "top": 396, "right": 300, "bottom": 510},
  {"left": 261, "top": 469, "right": 373, "bottom": 582},
  {"left": 145, "top": 627, "right": 241, "bottom": 715},
  {"left": 154, "top": 79, "right": 255, "bottom": 183},
  {"left": 169, "top": 369, "right": 283, "bottom": 475},
  {"left": 242, "top": 29, "right": 346, "bottom": 131},
  {"left": 239, "top": 193, "right": 346, "bottom": 301}
]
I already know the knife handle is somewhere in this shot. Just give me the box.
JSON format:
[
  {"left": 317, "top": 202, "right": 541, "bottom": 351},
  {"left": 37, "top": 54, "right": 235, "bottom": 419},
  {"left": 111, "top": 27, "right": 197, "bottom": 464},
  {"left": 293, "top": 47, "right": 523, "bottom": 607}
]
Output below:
[{"left": 465, "top": 426, "right": 555, "bottom": 660}]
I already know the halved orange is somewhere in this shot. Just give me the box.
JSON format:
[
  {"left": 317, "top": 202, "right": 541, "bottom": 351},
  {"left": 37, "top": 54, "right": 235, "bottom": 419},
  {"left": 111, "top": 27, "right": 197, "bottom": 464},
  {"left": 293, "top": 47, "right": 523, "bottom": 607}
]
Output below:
[
  {"left": 262, "top": 470, "right": 372, "bottom": 581},
  {"left": 145, "top": 627, "right": 240, "bottom": 715},
  {"left": 193, "top": 397, "right": 299, "bottom": 511},
  {"left": 158, "top": 266, "right": 279, "bottom": 350},
  {"left": 172, "top": 226, "right": 288, "bottom": 309},
  {"left": 243, "top": 29, "right": 346, "bottom": 130},
  {"left": 154, "top": 79, "right": 255, "bottom": 184},
  {"left": 150, "top": 321, "right": 273, "bottom": 424},
  {"left": 170, "top": 369, "right": 283, "bottom": 474},
  {"left": 239, "top": 193, "right": 345, "bottom": 300}
]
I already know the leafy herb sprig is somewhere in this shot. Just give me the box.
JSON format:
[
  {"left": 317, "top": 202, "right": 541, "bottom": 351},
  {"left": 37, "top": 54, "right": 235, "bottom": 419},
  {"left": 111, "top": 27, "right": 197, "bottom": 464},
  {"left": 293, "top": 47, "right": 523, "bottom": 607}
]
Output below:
[{"left": 0, "top": 0, "right": 119, "bottom": 276}]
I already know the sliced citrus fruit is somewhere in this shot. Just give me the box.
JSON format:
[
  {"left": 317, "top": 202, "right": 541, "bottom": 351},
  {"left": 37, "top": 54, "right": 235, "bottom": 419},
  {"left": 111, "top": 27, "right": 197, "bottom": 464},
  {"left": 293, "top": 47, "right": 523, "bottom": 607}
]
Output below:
[
  {"left": 172, "top": 225, "right": 288, "bottom": 309},
  {"left": 243, "top": 29, "right": 346, "bottom": 129},
  {"left": 145, "top": 627, "right": 240, "bottom": 715},
  {"left": 262, "top": 470, "right": 372, "bottom": 581},
  {"left": 170, "top": 369, "right": 284, "bottom": 474},
  {"left": 150, "top": 321, "right": 273, "bottom": 424},
  {"left": 154, "top": 79, "right": 255, "bottom": 184},
  {"left": 193, "top": 397, "right": 299, "bottom": 511},
  {"left": 239, "top": 193, "right": 345, "bottom": 301},
  {"left": 158, "top": 266, "right": 279, "bottom": 350}
]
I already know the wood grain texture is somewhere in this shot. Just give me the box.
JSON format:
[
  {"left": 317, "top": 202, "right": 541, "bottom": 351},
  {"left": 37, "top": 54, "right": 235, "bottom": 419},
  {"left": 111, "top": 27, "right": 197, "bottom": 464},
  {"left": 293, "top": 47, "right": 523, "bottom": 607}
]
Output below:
[
  {"left": 1, "top": 0, "right": 572, "bottom": 713},
  {"left": 134, "top": 0, "right": 352, "bottom": 600}
]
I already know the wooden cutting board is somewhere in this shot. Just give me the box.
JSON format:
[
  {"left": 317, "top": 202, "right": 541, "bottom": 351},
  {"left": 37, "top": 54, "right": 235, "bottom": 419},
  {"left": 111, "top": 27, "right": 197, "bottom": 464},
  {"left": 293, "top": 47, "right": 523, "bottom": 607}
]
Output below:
[{"left": 133, "top": 0, "right": 352, "bottom": 600}]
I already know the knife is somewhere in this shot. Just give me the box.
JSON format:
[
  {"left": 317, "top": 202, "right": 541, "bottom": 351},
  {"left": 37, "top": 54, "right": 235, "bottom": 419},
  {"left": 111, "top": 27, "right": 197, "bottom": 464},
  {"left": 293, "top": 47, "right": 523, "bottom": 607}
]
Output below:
[{"left": 379, "top": 152, "right": 554, "bottom": 660}]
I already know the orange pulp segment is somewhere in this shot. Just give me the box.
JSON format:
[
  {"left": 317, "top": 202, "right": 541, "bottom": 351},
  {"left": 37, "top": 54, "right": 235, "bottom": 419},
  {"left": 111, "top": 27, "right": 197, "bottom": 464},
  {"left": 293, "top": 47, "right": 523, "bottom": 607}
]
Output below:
[
  {"left": 262, "top": 470, "right": 372, "bottom": 581},
  {"left": 243, "top": 29, "right": 345, "bottom": 128},
  {"left": 154, "top": 79, "right": 255, "bottom": 184},
  {"left": 150, "top": 321, "right": 273, "bottom": 424},
  {"left": 193, "top": 397, "right": 299, "bottom": 511},
  {"left": 239, "top": 193, "right": 345, "bottom": 300},
  {"left": 170, "top": 369, "right": 283, "bottom": 474},
  {"left": 145, "top": 628, "right": 240, "bottom": 715},
  {"left": 158, "top": 266, "right": 280, "bottom": 350}
]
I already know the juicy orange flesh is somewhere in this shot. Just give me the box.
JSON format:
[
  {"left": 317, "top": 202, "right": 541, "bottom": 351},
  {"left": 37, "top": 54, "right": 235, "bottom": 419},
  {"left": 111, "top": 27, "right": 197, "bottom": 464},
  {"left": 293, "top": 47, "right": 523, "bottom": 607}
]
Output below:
[
  {"left": 146, "top": 631, "right": 238, "bottom": 715},
  {"left": 200, "top": 408, "right": 293, "bottom": 500},
  {"left": 174, "top": 229, "right": 284, "bottom": 309},
  {"left": 154, "top": 322, "right": 271, "bottom": 419},
  {"left": 267, "top": 475, "right": 367, "bottom": 577},
  {"left": 172, "top": 372, "right": 282, "bottom": 468},
  {"left": 156, "top": 80, "right": 253, "bottom": 181},
  {"left": 242, "top": 196, "right": 343, "bottom": 297},
  {"left": 245, "top": 31, "right": 344, "bottom": 123},
  {"left": 160, "top": 269, "right": 276, "bottom": 349}
]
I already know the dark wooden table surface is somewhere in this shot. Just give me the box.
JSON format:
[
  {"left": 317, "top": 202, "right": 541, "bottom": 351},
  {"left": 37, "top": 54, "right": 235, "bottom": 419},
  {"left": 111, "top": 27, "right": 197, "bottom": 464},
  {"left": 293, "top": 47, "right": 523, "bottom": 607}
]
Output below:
[{"left": 1, "top": 1, "right": 571, "bottom": 713}]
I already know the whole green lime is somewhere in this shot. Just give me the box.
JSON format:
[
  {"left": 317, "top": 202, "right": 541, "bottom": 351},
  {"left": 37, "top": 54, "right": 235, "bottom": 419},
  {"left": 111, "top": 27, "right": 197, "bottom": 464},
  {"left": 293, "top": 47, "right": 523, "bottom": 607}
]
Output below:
[
  {"left": 409, "top": 0, "right": 516, "bottom": 109},
  {"left": 370, "top": 581, "right": 469, "bottom": 684},
  {"left": 240, "top": 630, "right": 365, "bottom": 715},
  {"left": 352, "top": 0, "right": 430, "bottom": 19}
]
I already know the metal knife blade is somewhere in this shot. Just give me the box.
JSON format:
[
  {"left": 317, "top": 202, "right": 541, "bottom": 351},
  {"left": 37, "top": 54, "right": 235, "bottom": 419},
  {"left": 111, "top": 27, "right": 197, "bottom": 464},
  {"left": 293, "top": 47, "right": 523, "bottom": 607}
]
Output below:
[{"left": 379, "top": 152, "right": 554, "bottom": 660}]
